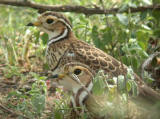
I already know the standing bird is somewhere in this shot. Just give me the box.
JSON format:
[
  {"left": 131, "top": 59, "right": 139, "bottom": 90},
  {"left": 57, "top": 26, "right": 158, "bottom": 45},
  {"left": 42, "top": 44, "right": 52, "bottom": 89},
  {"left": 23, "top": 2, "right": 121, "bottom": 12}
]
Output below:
[
  {"left": 49, "top": 62, "right": 159, "bottom": 119},
  {"left": 27, "top": 11, "right": 160, "bottom": 102}
]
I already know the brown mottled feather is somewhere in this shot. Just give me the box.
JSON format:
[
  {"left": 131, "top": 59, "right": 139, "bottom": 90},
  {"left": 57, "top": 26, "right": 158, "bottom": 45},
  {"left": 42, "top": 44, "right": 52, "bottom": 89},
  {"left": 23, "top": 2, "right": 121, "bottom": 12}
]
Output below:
[
  {"left": 32, "top": 11, "right": 160, "bottom": 103},
  {"left": 53, "top": 38, "right": 160, "bottom": 103},
  {"left": 59, "top": 38, "right": 127, "bottom": 78}
]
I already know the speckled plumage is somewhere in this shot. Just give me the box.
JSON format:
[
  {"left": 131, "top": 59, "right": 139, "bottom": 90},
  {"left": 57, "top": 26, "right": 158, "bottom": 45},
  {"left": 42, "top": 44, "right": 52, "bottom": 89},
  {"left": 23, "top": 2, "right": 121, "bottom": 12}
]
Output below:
[
  {"left": 49, "top": 63, "right": 158, "bottom": 119},
  {"left": 29, "top": 11, "right": 160, "bottom": 109},
  {"left": 38, "top": 11, "right": 128, "bottom": 79}
]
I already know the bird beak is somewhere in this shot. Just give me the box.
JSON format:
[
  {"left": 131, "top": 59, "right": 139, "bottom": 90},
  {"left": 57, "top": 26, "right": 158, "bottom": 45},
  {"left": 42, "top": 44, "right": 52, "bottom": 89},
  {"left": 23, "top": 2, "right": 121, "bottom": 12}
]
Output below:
[
  {"left": 27, "top": 21, "right": 42, "bottom": 27},
  {"left": 48, "top": 73, "right": 66, "bottom": 80}
]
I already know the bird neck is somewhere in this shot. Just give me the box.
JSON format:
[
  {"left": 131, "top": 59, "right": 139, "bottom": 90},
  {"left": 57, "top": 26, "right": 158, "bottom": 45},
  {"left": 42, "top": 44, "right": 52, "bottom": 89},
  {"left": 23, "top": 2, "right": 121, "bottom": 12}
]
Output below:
[
  {"left": 85, "top": 94, "right": 109, "bottom": 118},
  {"left": 71, "top": 80, "right": 93, "bottom": 111},
  {"left": 47, "top": 26, "right": 71, "bottom": 45}
]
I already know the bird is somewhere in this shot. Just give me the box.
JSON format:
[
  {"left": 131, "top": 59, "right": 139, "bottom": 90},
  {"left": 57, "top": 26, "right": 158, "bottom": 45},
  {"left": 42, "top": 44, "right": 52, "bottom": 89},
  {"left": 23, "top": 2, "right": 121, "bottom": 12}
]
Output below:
[
  {"left": 27, "top": 11, "right": 160, "bottom": 102},
  {"left": 49, "top": 62, "right": 160, "bottom": 119},
  {"left": 27, "top": 11, "right": 127, "bottom": 77}
]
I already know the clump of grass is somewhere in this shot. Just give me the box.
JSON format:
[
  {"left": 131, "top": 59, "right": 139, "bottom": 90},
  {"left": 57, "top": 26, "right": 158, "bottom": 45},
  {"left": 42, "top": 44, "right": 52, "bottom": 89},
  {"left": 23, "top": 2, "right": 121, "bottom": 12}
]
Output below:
[
  {"left": 85, "top": 68, "right": 160, "bottom": 119},
  {"left": 4, "top": 73, "right": 47, "bottom": 118}
]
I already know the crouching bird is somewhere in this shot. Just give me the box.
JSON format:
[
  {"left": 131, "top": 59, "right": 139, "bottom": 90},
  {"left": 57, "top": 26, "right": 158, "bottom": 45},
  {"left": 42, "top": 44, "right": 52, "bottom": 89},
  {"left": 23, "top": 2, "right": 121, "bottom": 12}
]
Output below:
[
  {"left": 27, "top": 11, "right": 160, "bottom": 103},
  {"left": 27, "top": 11, "right": 160, "bottom": 118},
  {"left": 48, "top": 62, "right": 160, "bottom": 119}
]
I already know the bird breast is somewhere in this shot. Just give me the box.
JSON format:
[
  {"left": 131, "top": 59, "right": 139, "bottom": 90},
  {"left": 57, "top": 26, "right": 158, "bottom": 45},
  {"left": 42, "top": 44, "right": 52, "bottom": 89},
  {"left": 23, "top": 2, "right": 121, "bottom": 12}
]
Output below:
[{"left": 46, "top": 41, "right": 69, "bottom": 70}]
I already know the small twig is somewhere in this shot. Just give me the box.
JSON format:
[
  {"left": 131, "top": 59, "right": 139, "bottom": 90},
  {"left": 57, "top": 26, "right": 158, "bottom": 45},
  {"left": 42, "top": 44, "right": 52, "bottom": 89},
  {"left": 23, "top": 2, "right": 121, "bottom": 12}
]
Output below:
[
  {"left": 141, "top": 52, "right": 160, "bottom": 78},
  {"left": 0, "top": 103, "right": 29, "bottom": 119},
  {"left": 0, "top": 0, "right": 160, "bottom": 15},
  {"left": 0, "top": 103, "right": 13, "bottom": 114},
  {"left": 99, "top": 0, "right": 110, "bottom": 27},
  {"left": 84, "top": 22, "right": 88, "bottom": 41},
  {"left": 154, "top": 46, "right": 160, "bottom": 52}
]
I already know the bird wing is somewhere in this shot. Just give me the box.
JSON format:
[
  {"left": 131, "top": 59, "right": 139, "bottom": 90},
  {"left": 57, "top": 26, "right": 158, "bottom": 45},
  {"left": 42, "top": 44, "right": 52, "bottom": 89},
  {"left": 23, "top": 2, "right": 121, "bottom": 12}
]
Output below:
[
  {"left": 69, "top": 40, "right": 128, "bottom": 78},
  {"left": 58, "top": 40, "right": 160, "bottom": 103},
  {"left": 69, "top": 40, "right": 160, "bottom": 102}
]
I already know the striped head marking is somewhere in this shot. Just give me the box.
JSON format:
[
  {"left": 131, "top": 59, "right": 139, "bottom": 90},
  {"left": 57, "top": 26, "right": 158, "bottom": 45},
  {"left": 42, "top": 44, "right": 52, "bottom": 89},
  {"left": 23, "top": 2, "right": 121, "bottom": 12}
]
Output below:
[
  {"left": 50, "top": 63, "right": 94, "bottom": 109},
  {"left": 28, "top": 11, "right": 72, "bottom": 43},
  {"left": 51, "top": 63, "right": 94, "bottom": 93},
  {"left": 40, "top": 11, "right": 72, "bottom": 30}
]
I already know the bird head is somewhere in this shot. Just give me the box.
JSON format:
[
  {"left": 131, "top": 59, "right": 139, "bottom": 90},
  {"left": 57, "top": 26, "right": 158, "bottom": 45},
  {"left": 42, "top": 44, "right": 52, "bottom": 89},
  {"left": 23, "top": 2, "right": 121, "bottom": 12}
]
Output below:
[
  {"left": 27, "top": 11, "right": 72, "bottom": 42},
  {"left": 49, "top": 63, "right": 94, "bottom": 94}
]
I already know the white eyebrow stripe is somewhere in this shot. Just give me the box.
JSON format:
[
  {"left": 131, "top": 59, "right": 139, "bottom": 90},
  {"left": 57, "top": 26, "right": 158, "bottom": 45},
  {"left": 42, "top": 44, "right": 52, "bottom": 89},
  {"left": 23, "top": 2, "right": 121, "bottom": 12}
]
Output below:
[
  {"left": 58, "top": 18, "right": 72, "bottom": 31},
  {"left": 47, "top": 28, "right": 68, "bottom": 45},
  {"left": 79, "top": 81, "right": 93, "bottom": 107}
]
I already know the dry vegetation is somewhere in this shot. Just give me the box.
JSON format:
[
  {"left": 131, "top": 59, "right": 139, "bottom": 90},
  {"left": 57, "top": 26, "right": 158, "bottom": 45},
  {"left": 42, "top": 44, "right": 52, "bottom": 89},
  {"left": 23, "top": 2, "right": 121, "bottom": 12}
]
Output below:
[{"left": 0, "top": 0, "right": 160, "bottom": 118}]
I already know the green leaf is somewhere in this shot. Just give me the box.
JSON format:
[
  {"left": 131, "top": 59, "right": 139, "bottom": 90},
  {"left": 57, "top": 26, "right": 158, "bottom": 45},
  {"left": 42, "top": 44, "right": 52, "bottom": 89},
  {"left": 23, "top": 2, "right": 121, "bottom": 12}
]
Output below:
[
  {"left": 92, "top": 77, "right": 105, "bottom": 95},
  {"left": 34, "top": 31, "right": 40, "bottom": 43},
  {"left": 122, "top": 56, "right": 129, "bottom": 65},
  {"left": 41, "top": 33, "right": 49, "bottom": 45},
  {"left": 92, "top": 71, "right": 106, "bottom": 95},
  {"left": 118, "top": 4, "right": 128, "bottom": 12},
  {"left": 117, "top": 75, "right": 125, "bottom": 92},
  {"left": 126, "top": 81, "right": 132, "bottom": 92},
  {"left": 140, "top": 11, "right": 148, "bottom": 21},
  {"left": 142, "top": 0, "right": 152, "bottom": 5},
  {"left": 131, "top": 57, "right": 139, "bottom": 70},
  {"left": 126, "top": 67, "right": 135, "bottom": 80},
  {"left": 116, "top": 14, "right": 129, "bottom": 25},
  {"left": 136, "top": 30, "right": 150, "bottom": 50},
  {"left": 130, "top": 80, "right": 138, "bottom": 97},
  {"left": 153, "top": 28, "right": 160, "bottom": 37},
  {"left": 102, "top": 28, "right": 112, "bottom": 45},
  {"left": 31, "top": 94, "right": 46, "bottom": 115},
  {"left": 54, "top": 111, "right": 63, "bottom": 119},
  {"left": 91, "top": 25, "right": 101, "bottom": 48}
]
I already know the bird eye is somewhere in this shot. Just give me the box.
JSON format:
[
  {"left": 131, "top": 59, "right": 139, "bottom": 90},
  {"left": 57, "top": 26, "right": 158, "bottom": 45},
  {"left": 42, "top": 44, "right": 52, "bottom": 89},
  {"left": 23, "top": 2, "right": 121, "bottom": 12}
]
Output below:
[
  {"left": 46, "top": 18, "right": 54, "bottom": 24},
  {"left": 74, "top": 68, "right": 82, "bottom": 75}
]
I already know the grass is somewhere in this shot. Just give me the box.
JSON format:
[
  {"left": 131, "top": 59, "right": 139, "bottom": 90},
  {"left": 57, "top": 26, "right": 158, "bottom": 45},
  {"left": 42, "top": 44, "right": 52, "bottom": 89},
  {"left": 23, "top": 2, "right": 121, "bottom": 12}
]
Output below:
[{"left": 0, "top": 1, "right": 160, "bottom": 118}]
